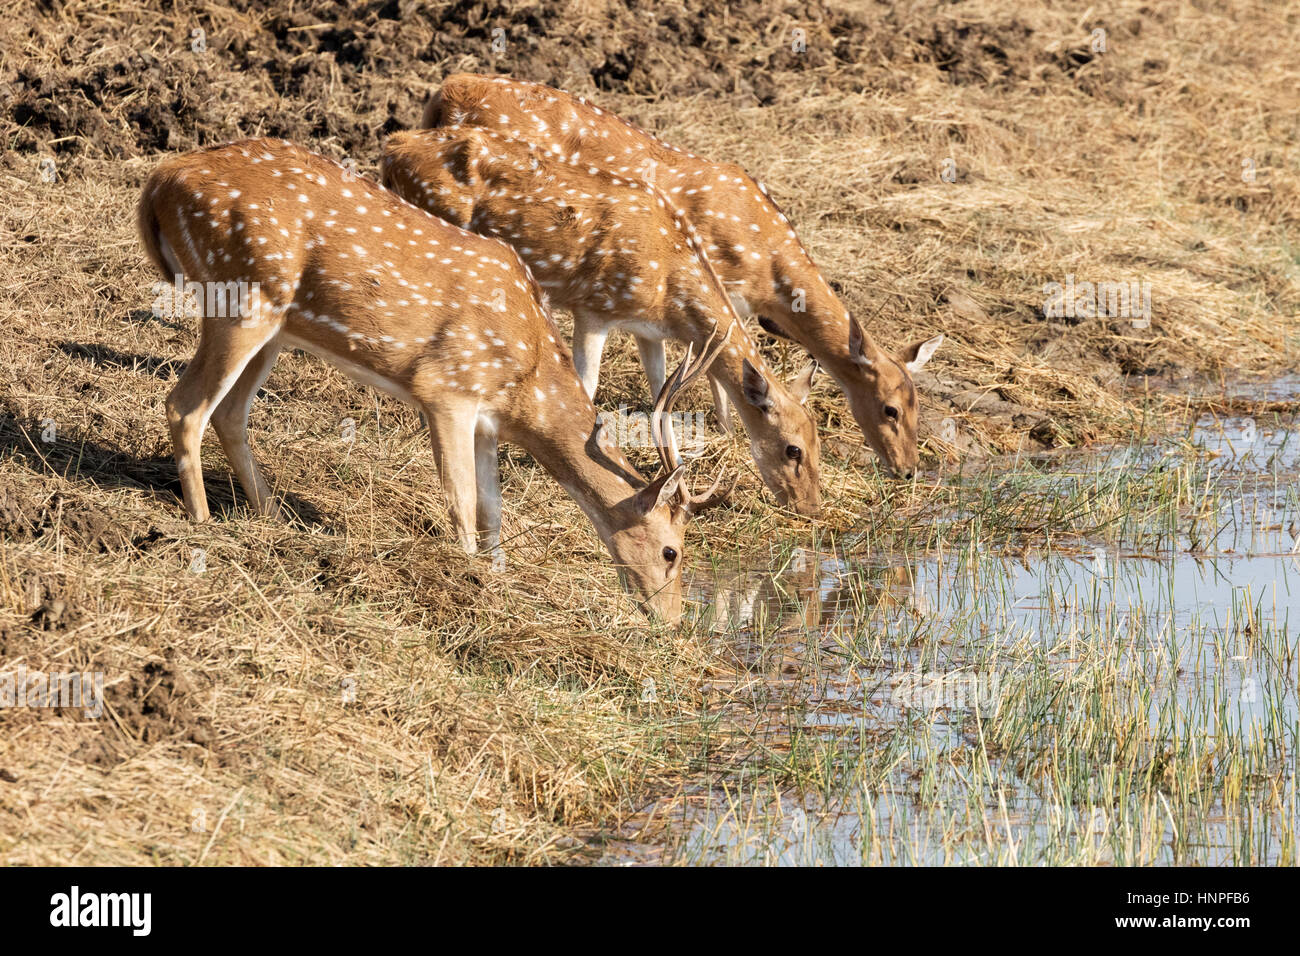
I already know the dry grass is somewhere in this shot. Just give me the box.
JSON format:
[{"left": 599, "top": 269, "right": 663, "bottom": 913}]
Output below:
[{"left": 1, "top": 0, "right": 1297, "bottom": 864}]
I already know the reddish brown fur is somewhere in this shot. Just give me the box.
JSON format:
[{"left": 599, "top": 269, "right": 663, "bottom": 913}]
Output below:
[
  {"left": 425, "top": 74, "right": 943, "bottom": 477},
  {"left": 138, "top": 137, "right": 721, "bottom": 621},
  {"left": 380, "top": 126, "right": 822, "bottom": 515}
]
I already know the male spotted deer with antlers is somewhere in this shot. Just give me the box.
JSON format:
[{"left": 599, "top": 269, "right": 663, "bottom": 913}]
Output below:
[
  {"left": 136, "top": 138, "right": 729, "bottom": 621},
  {"left": 380, "top": 126, "right": 822, "bottom": 517},
  {"left": 424, "top": 74, "right": 943, "bottom": 479}
]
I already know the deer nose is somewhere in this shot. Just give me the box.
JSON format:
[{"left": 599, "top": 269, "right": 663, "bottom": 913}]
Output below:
[
  {"left": 795, "top": 499, "right": 822, "bottom": 518},
  {"left": 900, "top": 468, "right": 915, "bottom": 480}
]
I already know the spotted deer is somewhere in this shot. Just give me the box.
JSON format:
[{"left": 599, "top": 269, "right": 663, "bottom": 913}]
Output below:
[
  {"left": 136, "top": 138, "right": 730, "bottom": 621},
  {"left": 380, "top": 126, "right": 823, "bottom": 517},
  {"left": 424, "top": 74, "right": 943, "bottom": 479}
]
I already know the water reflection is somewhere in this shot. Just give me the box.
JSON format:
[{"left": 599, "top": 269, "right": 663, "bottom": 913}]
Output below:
[{"left": 647, "top": 399, "right": 1300, "bottom": 866}]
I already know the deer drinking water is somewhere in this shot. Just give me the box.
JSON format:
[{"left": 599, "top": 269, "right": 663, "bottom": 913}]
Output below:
[
  {"left": 424, "top": 74, "right": 943, "bottom": 479},
  {"left": 380, "top": 126, "right": 822, "bottom": 517},
  {"left": 136, "top": 138, "right": 730, "bottom": 621}
]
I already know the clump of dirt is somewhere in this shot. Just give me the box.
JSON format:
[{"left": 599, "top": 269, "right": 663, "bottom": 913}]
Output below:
[
  {"left": 0, "top": 482, "right": 153, "bottom": 553},
  {"left": 901, "top": 15, "right": 1037, "bottom": 86},
  {"left": 0, "top": 485, "right": 36, "bottom": 538},
  {"left": 28, "top": 594, "right": 85, "bottom": 632},
  {"left": 0, "top": 625, "right": 36, "bottom": 658},
  {"left": 68, "top": 738, "right": 122, "bottom": 769},
  {"left": 1, "top": 0, "right": 1102, "bottom": 163},
  {"left": 0, "top": 575, "right": 88, "bottom": 640},
  {"left": 107, "top": 659, "right": 211, "bottom": 745},
  {"left": 70, "top": 659, "right": 213, "bottom": 768}
]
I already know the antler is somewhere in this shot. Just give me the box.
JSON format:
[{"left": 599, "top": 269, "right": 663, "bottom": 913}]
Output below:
[{"left": 650, "top": 327, "right": 733, "bottom": 514}]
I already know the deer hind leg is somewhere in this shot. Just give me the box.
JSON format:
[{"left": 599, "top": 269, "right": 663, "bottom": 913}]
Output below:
[
  {"left": 709, "top": 374, "right": 734, "bottom": 435},
  {"left": 425, "top": 401, "right": 479, "bottom": 554},
  {"left": 571, "top": 312, "right": 610, "bottom": 400},
  {"left": 634, "top": 334, "right": 666, "bottom": 405},
  {"left": 474, "top": 422, "right": 502, "bottom": 562},
  {"left": 167, "top": 318, "right": 282, "bottom": 522},
  {"left": 210, "top": 341, "right": 282, "bottom": 517}
]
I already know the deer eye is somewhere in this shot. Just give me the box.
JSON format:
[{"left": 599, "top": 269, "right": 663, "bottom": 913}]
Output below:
[
  {"left": 662, "top": 546, "right": 678, "bottom": 563},
  {"left": 884, "top": 405, "right": 900, "bottom": 421},
  {"left": 785, "top": 445, "right": 802, "bottom": 461}
]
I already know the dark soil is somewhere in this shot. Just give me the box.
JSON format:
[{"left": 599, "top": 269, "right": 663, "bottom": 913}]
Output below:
[{"left": 3, "top": 0, "right": 1105, "bottom": 165}]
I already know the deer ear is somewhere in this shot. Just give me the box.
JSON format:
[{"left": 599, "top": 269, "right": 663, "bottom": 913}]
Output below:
[
  {"left": 788, "top": 361, "right": 819, "bottom": 405},
  {"left": 593, "top": 415, "right": 613, "bottom": 452},
  {"left": 728, "top": 292, "right": 754, "bottom": 318},
  {"left": 903, "top": 334, "right": 944, "bottom": 373},
  {"left": 848, "top": 316, "right": 873, "bottom": 367},
  {"left": 757, "top": 316, "right": 796, "bottom": 341},
  {"left": 741, "top": 359, "right": 773, "bottom": 412},
  {"left": 634, "top": 464, "right": 687, "bottom": 515}
]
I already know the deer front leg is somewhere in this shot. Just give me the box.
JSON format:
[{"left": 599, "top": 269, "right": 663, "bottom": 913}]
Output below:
[
  {"left": 634, "top": 334, "right": 666, "bottom": 404},
  {"left": 709, "top": 374, "right": 734, "bottom": 435},
  {"left": 425, "top": 402, "right": 479, "bottom": 554},
  {"left": 572, "top": 312, "right": 610, "bottom": 400},
  {"left": 474, "top": 424, "right": 502, "bottom": 560},
  {"left": 166, "top": 320, "right": 282, "bottom": 522},
  {"left": 210, "top": 341, "right": 282, "bottom": 517}
]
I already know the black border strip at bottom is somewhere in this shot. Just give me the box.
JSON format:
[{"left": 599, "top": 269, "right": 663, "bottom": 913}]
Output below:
[{"left": 0, "top": 864, "right": 1277, "bottom": 943}]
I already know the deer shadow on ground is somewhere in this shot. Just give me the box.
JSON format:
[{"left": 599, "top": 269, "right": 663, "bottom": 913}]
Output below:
[
  {"left": 120, "top": 305, "right": 190, "bottom": 333},
  {"left": 0, "top": 405, "right": 325, "bottom": 528},
  {"left": 5, "top": 339, "right": 326, "bottom": 528},
  {"left": 58, "top": 340, "right": 188, "bottom": 381}
]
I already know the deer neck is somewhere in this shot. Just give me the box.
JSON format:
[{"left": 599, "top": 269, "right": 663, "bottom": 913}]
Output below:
[
  {"left": 686, "top": 302, "right": 783, "bottom": 432},
  {"left": 751, "top": 257, "right": 885, "bottom": 385},
  {"left": 508, "top": 376, "right": 646, "bottom": 544}
]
